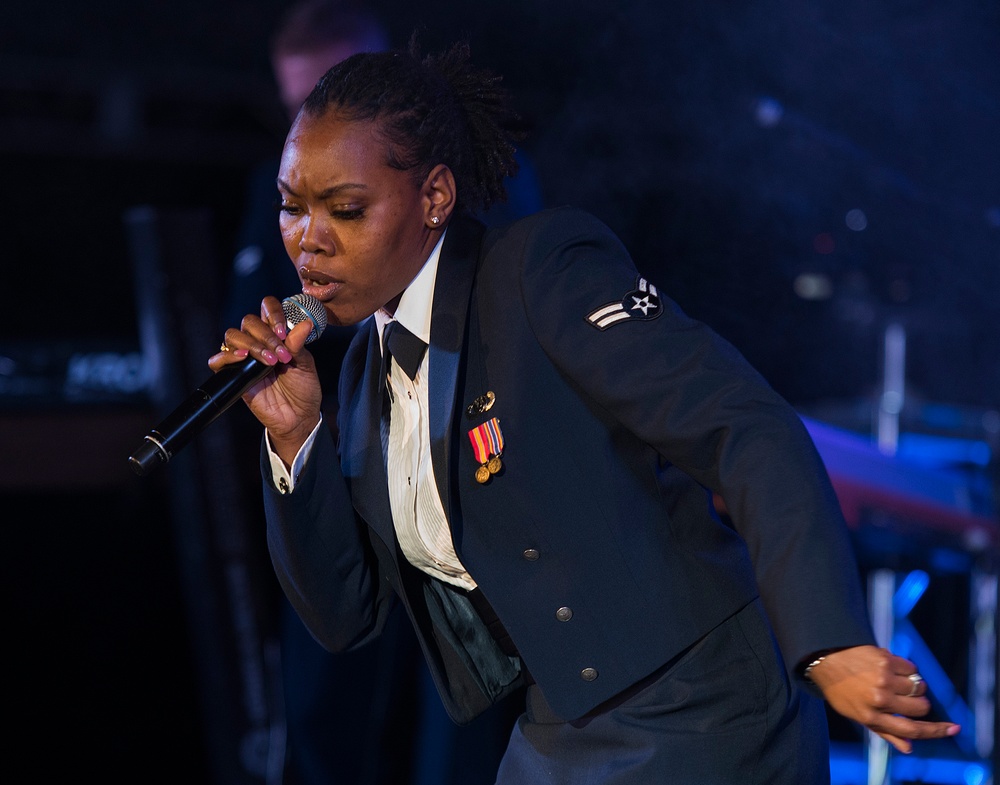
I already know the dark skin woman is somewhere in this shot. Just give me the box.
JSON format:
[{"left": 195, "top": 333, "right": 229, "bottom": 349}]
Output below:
[{"left": 211, "top": 40, "right": 959, "bottom": 783}]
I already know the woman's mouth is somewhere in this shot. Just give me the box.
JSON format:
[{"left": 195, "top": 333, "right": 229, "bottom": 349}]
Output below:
[{"left": 299, "top": 266, "right": 343, "bottom": 300}]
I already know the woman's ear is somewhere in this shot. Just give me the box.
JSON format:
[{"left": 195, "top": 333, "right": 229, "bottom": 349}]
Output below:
[{"left": 422, "top": 164, "right": 456, "bottom": 228}]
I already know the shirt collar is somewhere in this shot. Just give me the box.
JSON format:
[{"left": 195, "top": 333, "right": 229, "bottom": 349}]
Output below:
[{"left": 375, "top": 230, "right": 445, "bottom": 346}]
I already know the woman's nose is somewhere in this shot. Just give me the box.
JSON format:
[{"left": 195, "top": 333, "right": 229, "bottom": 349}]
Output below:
[{"left": 298, "top": 216, "right": 332, "bottom": 254}]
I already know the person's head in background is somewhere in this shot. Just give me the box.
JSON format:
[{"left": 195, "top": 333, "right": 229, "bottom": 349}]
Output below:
[{"left": 271, "top": 0, "right": 390, "bottom": 121}]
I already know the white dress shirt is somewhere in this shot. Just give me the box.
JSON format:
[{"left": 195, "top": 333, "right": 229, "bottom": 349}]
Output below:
[{"left": 267, "top": 231, "right": 476, "bottom": 590}]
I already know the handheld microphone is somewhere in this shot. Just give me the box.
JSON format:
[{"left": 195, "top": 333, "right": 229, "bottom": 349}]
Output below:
[{"left": 128, "top": 293, "right": 327, "bottom": 476}]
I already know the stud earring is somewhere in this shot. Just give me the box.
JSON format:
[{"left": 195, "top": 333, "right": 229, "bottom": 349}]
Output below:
[{"left": 431, "top": 216, "right": 440, "bottom": 225}]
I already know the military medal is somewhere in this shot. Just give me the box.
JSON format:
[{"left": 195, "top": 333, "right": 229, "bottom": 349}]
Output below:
[{"left": 468, "top": 417, "right": 504, "bottom": 484}]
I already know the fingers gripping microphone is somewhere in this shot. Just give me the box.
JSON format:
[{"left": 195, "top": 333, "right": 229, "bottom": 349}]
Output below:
[{"left": 128, "top": 294, "right": 327, "bottom": 476}]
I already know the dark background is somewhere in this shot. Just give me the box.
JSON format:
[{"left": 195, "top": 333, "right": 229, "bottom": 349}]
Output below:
[
  {"left": 1, "top": 1, "right": 997, "bottom": 782},
  {"left": 3, "top": 0, "right": 998, "bottom": 408}
]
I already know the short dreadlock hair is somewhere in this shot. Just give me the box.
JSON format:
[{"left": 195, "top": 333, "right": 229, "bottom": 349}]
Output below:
[{"left": 302, "top": 37, "right": 524, "bottom": 215}]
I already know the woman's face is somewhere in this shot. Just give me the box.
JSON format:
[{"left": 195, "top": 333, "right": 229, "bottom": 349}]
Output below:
[{"left": 277, "top": 110, "right": 445, "bottom": 326}]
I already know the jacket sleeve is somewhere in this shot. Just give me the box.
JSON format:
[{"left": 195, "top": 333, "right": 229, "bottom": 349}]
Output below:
[
  {"left": 262, "top": 425, "right": 393, "bottom": 652},
  {"left": 516, "top": 207, "right": 875, "bottom": 672}
]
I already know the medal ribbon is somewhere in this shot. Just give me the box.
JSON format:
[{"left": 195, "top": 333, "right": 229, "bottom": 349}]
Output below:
[{"left": 468, "top": 417, "right": 504, "bottom": 462}]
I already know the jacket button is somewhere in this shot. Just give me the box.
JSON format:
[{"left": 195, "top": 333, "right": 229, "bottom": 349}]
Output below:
[
  {"left": 522, "top": 548, "right": 540, "bottom": 561},
  {"left": 580, "top": 667, "right": 598, "bottom": 681},
  {"left": 555, "top": 606, "right": 573, "bottom": 622}
]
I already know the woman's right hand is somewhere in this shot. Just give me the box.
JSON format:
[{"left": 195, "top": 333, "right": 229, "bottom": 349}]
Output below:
[{"left": 209, "top": 295, "right": 324, "bottom": 466}]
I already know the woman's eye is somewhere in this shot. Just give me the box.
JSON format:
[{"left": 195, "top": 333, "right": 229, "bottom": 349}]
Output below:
[
  {"left": 277, "top": 202, "right": 301, "bottom": 215},
  {"left": 332, "top": 207, "right": 365, "bottom": 221}
]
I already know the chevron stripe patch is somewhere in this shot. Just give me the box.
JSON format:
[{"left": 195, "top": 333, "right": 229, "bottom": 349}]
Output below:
[{"left": 586, "top": 277, "right": 662, "bottom": 330}]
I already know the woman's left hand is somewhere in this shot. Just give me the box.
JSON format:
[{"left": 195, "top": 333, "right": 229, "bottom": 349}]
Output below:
[{"left": 808, "top": 645, "right": 960, "bottom": 754}]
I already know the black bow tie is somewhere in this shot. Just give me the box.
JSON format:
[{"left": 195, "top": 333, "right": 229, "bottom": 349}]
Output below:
[{"left": 383, "top": 320, "right": 427, "bottom": 381}]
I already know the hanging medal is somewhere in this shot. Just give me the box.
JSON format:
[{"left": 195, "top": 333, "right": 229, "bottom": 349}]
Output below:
[{"left": 468, "top": 417, "right": 504, "bottom": 484}]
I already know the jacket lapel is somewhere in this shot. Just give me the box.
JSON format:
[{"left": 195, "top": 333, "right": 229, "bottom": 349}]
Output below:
[
  {"left": 342, "top": 321, "right": 395, "bottom": 544},
  {"left": 427, "top": 217, "right": 485, "bottom": 536}
]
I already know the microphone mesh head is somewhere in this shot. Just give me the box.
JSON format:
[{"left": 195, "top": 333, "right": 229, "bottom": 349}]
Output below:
[{"left": 282, "top": 293, "right": 328, "bottom": 343}]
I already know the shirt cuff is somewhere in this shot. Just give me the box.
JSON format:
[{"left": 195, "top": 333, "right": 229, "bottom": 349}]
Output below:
[{"left": 265, "top": 415, "right": 324, "bottom": 494}]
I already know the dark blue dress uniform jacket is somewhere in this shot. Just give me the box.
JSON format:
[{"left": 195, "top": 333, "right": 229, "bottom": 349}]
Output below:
[{"left": 263, "top": 207, "right": 876, "bottom": 724}]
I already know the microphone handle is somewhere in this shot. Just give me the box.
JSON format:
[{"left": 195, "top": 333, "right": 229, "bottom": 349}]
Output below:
[{"left": 128, "top": 358, "right": 269, "bottom": 476}]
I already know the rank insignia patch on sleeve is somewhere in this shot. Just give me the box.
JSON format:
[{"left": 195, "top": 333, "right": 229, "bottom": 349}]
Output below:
[{"left": 585, "top": 276, "right": 662, "bottom": 330}]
